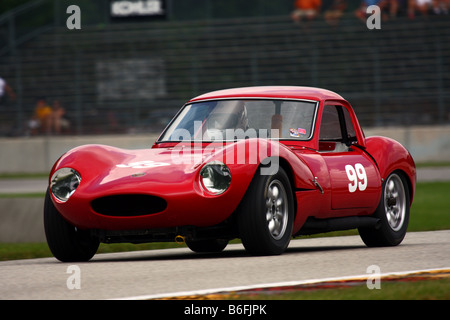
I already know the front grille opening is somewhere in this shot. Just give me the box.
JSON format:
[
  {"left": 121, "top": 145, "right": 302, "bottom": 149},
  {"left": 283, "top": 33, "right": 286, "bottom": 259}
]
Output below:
[{"left": 91, "top": 194, "right": 167, "bottom": 217}]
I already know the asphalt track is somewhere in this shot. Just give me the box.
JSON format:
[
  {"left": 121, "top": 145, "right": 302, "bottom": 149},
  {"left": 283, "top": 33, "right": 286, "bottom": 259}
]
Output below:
[{"left": 0, "top": 230, "right": 448, "bottom": 300}]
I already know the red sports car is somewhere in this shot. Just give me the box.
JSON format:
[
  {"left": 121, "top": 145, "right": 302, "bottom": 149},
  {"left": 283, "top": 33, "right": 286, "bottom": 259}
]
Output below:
[{"left": 44, "top": 86, "right": 416, "bottom": 262}]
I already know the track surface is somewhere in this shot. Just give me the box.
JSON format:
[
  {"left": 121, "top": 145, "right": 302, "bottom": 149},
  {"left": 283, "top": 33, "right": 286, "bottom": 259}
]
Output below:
[{"left": 0, "top": 230, "right": 449, "bottom": 300}]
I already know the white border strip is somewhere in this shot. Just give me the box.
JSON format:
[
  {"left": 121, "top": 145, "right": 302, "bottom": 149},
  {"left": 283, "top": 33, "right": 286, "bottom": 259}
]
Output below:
[{"left": 113, "top": 267, "right": 450, "bottom": 300}]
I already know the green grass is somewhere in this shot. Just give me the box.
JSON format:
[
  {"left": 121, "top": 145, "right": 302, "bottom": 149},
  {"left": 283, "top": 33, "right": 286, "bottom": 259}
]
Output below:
[
  {"left": 0, "top": 192, "right": 45, "bottom": 198},
  {"left": 229, "top": 278, "right": 450, "bottom": 300},
  {"left": 415, "top": 161, "right": 450, "bottom": 168},
  {"left": 0, "top": 242, "right": 187, "bottom": 261},
  {"left": 0, "top": 242, "right": 53, "bottom": 260},
  {"left": 409, "top": 182, "right": 450, "bottom": 231},
  {"left": 0, "top": 173, "right": 48, "bottom": 179},
  {"left": 0, "top": 181, "right": 449, "bottom": 261}
]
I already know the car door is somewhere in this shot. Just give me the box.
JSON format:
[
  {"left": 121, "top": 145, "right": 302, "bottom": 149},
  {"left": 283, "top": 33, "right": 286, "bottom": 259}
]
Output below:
[{"left": 318, "top": 104, "right": 381, "bottom": 210}]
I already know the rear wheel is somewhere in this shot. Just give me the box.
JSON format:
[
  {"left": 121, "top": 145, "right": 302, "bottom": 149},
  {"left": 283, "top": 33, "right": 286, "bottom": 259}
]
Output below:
[
  {"left": 237, "top": 167, "right": 294, "bottom": 255},
  {"left": 359, "top": 172, "right": 410, "bottom": 247},
  {"left": 44, "top": 189, "right": 99, "bottom": 262}
]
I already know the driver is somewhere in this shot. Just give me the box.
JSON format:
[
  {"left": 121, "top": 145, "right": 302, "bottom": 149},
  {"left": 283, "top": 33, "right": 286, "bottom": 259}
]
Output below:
[{"left": 207, "top": 100, "right": 249, "bottom": 131}]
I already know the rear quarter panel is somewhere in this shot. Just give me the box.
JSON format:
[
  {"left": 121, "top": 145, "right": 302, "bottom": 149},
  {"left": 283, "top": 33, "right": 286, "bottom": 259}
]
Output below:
[{"left": 365, "top": 136, "right": 416, "bottom": 204}]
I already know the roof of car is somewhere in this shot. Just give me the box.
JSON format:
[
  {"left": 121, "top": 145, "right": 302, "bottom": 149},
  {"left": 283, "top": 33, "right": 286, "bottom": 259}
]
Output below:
[{"left": 189, "top": 86, "right": 345, "bottom": 102}]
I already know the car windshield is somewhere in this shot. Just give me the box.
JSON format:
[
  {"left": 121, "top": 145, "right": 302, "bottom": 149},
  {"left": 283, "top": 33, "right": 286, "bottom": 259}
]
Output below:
[{"left": 158, "top": 99, "right": 318, "bottom": 142}]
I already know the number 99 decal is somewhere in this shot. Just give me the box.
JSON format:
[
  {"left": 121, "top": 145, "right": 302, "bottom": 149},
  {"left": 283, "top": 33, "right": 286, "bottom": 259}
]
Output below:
[{"left": 345, "top": 163, "right": 367, "bottom": 192}]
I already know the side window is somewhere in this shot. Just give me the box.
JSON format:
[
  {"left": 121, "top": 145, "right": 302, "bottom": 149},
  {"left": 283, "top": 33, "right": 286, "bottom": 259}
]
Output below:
[
  {"left": 319, "top": 106, "right": 341, "bottom": 141},
  {"left": 342, "top": 106, "right": 357, "bottom": 142},
  {"left": 319, "top": 105, "right": 357, "bottom": 152}
]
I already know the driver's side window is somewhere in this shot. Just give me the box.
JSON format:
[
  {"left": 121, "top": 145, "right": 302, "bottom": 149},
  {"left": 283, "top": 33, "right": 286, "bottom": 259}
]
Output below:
[
  {"left": 319, "top": 105, "right": 355, "bottom": 152},
  {"left": 319, "top": 106, "right": 341, "bottom": 141}
]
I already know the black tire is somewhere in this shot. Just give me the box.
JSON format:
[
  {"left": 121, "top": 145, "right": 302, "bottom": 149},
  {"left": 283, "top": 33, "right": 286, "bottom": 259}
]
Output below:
[
  {"left": 44, "top": 189, "right": 99, "bottom": 262},
  {"left": 359, "top": 172, "right": 410, "bottom": 247},
  {"left": 237, "top": 167, "right": 294, "bottom": 255},
  {"left": 186, "top": 239, "right": 228, "bottom": 253}
]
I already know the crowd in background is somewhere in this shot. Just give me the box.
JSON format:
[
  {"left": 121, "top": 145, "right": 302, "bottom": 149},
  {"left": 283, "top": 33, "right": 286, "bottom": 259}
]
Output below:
[
  {"left": 291, "top": 0, "right": 449, "bottom": 26},
  {"left": 1, "top": 76, "right": 70, "bottom": 136},
  {"left": 28, "top": 98, "right": 70, "bottom": 135},
  {"left": 1, "top": 1, "right": 448, "bottom": 137}
]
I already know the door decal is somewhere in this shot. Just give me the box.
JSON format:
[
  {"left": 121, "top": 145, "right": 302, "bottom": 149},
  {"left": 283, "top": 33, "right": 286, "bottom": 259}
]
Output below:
[{"left": 345, "top": 163, "right": 367, "bottom": 192}]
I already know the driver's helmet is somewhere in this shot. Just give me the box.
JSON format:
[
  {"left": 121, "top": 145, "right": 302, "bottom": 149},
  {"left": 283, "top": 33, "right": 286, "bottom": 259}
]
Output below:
[{"left": 207, "top": 100, "right": 248, "bottom": 131}]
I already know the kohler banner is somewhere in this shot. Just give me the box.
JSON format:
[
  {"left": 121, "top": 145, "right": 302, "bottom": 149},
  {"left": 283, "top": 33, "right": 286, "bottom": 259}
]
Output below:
[{"left": 110, "top": 0, "right": 166, "bottom": 20}]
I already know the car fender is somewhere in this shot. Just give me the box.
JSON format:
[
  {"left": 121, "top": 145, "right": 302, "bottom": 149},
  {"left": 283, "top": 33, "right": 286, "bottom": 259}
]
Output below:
[
  {"left": 365, "top": 136, "right": 416, "bottom": 203},
  {"left": 212, "top": 139, "right": 317, "bottom": 234},
  {"left": 211, "top": 138, "right": 317, "bottom": 190}
]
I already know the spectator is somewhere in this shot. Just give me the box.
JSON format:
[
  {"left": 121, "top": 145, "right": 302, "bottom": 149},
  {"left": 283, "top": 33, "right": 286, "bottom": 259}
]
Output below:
[
  {"left": 0, "top": 76, "right": 17, "bottom": 136},
  {"left": 0, "top": 76, "right": 16, "bottom": 104},
  {"left": 432, "top": 0, "right": 449, "bottom": 14},
  {"left": 324, "top": 0, "right": 347, "bottom": 26},
  {"left": 356, "top": 0, "right": 379, "bottom": 21},
  {"left": 408, "top": 0, "right": 433, "bottom": 17},
  {"left": 291, "top": 0, "right": 323, "bottom": 24},
  {"left": 30, "top": 97, "right": 52, "bottom": 134},
  {"left": 384, "top": 0, "right": 401, "bottom": 18},
  {"left": 51, "top": 100, "right": 70, "bottom": 134},
  {"left": 355, "top": 0, "right": 402, "bottom": 22}
]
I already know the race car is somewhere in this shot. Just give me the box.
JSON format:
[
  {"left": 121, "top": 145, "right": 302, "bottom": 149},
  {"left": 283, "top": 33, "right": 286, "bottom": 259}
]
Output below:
[{"left": 44, "top": 86, "right": 416, "bottom": 262}]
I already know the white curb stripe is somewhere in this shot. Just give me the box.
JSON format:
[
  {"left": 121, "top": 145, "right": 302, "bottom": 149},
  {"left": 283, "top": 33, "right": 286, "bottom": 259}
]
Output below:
[{"left": 113, "top": 267, "right": 450, "bottom": 300}]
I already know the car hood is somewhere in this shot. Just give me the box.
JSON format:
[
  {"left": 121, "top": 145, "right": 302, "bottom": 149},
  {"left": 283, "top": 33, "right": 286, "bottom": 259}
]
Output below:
[
  {"left": 50, "top": 139, "right": 315, "bottom": 198},
  {"left": 51, "top": 144, "right": 221, "bottom": 194}
]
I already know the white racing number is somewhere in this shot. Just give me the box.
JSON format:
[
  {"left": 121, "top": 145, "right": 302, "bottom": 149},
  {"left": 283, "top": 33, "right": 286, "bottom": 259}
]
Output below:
[
  {"left": 116, "top": 161, "right": 169, "bottom": 169},
  {"left": 345, "top": 163, "right": 367, "bottom": 192}
]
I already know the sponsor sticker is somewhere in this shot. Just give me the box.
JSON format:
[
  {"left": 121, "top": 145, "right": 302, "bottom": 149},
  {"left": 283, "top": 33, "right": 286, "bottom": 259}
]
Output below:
[{"left": 289, "top": 128, "right": 306, "bottom": 137}]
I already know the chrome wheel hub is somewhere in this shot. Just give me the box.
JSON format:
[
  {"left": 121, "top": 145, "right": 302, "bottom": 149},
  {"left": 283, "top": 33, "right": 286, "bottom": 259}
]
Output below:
[
  {"left": 384, "top": 174, "right": 406, "bottom": 232},
  {"left": 265, "top": 180, "right": 288, "bottom": 240}
]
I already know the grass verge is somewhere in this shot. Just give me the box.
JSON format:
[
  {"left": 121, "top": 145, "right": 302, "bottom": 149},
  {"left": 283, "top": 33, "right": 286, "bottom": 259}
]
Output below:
[{"left": 227, "top": 278, "right": 450, "bottom": 300}]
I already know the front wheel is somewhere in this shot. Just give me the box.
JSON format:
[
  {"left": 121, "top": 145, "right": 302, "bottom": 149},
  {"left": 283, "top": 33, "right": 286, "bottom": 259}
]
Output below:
[
  {"left": 44, "top": 189, "right": 99, "bottom": 262},
  {"left": 237, "top": 167, "right": 294, "bottom": 255},
  {"left": 359, "top": 172, "right": 410, "bottom": 247}
]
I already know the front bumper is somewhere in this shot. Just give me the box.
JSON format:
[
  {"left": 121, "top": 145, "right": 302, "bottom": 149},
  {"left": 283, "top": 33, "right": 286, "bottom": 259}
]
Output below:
[{"left": 52, "top": 181, "right": 246, "bottom": 231}]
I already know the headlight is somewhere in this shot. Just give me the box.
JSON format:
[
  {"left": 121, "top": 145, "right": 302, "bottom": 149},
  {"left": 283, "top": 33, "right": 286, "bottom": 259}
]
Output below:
[
  {"left": 199, "top": 161, "right": 231, "bottom": 195},
  {"left": 50, "top": 168, "right": 81, "bottom": 202}
]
